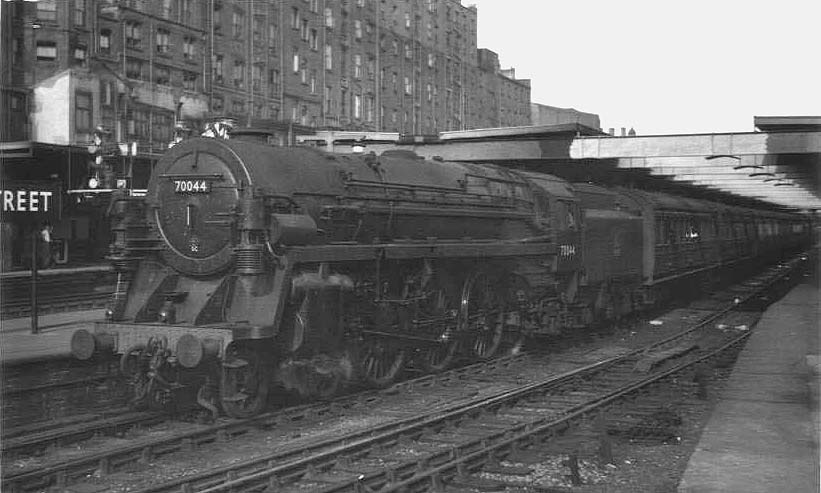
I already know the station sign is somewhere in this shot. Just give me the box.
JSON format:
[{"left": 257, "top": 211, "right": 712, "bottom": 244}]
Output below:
[{"left": 0, "top": 181, "right": 61, "bottom": 221}]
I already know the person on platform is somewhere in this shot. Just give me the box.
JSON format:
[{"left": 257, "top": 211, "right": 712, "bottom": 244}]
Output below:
[{"left": 39, "top": 222, "right": 54, "bottom": 269}]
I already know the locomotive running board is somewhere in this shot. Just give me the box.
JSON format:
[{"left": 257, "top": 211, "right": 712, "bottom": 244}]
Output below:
[{"left": 287, "top": 241, "right": 555, "bottom": 263}]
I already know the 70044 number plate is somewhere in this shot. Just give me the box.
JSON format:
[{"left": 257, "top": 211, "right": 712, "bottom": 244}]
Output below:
[{"left": 173, "top": 179, "right": 211, "bottom": 193}]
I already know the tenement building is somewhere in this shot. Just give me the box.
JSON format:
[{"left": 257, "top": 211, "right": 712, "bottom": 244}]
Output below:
[{"left": 0, "top": 0, "right": 531, "bottom": 270}]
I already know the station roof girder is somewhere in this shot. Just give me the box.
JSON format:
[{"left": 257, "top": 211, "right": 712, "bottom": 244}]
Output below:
[{"left": 569, "top": 131, "right": 821, "bottom": 159}]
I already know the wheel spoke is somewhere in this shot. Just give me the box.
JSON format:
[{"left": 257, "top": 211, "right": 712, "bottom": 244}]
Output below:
[{"left": 461, "top": 273, "right": 528, "bottom": 360}]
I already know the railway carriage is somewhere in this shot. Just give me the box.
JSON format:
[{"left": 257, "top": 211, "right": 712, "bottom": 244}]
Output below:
[{"left": 70, "top": 132, "right": 812, "bottom": 417}]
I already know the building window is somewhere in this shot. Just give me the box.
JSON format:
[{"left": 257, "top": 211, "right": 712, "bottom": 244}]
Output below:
[
  {"left": 233, "top": 60, "right": 245, "bottom": 88},
  {"left": 253, "top": 15, "right": 264, "bottom": 43},
  {"left": 73, "top": 45, "right": 87, "bottom": 66},
  {"left": 292, "top": 49, "right": 299, "bottom": 73},
  {"left": 13, "top": 37, "right": 23, "bottom": 65},
  {"left": 324, "top": 85, "right": 333, "bottom": 114},
  {"left": 155, "top": 65, "right": 170, "bottom": 85},
  {"left": 183, "top": 37, "right": 196, "bottom": 60},
  {"left": 291, "top": 7, "right": 299, "bottom": 29},
  {"left": 310, "top": 0, "right": 319, "bottom": 13},
  {"left": 183, "top": 71, "right": 198, "bottom": 91},
  {"left": 427, "top": 53, "right": 435, "bottom": 68},
  {"left": 392, "top": 39, "right": 398, "bottom": 56},
  {"left": 37, "top": 0, "right": 57, "bottom": 21},
  {"left": 324, "top": 7, "right": 334, "bottom": 28},
  {"left": 36, "top": 41, "right": 57, "bottom": 61},
  {"left": 151, "top": 113, "right": 174, "bottom": 143},
  {"left": 75, "top": 92, "right": 92, "bottom": 134},
  {"left": 126, "top": 22, "right": 142, "bottom": 49},
  {"left": 100, "top": 80, "right": 114, "bottom": 107},
  {"left": 232, "top": 100, "right": 245, "bottom": 114},
  {"left": 153, "top": 112, "right": 173, "bottom": 145},
  {"left": 74, "top": 0, "right": 86, "bottom": 26},
  {"left": 309, "top": 29, "right": 318, "bottom": 50},
  {"left": 130, "top": 109, "right": 149, "bottom": 138},
  {"left": 309, "top": 69, "right": 317, "bottom": 94},
  {"left": 366, "top": 95, "right": 374, "bottom": 122},
  {"left": 126, "top": 58, "right": 143, "bottom": 79},
  {"left": 99, "top": 29, "right": 111, "bottom": 55},
  {"left": 213, "top": 1, "right": 222, "bottom": 35},
  {"left": 160, "top": 0, "right": 172, "bottom": 19},
  {"left": 404, "top": 76, "right": 412, "bottom": 95},
  {"left": 300, "top": 19, "right": 309, "bottom": 41},
  {"left": 252, "top": 63, "right": 262, "bottom": 92},
  {"left": 353, "top": 54, "right": 362, "bottom": 78},
  {"left": 269, "top": 69, "right": 280, "bottom": 97},
  {"left": 232, "top": 11, "right": 244, "bottom": 38},
  {"left": 268, "top": 24, "right": 277, "bottom": 48},
  {"left": 324, "top": 44, "right": 333, "bottom": 70},
  {"left": 180, "top": 0, "right": 194, "bottom": 26},
  {"left": 214, "top": 55, "right": 223, "bottom": 83},
  {"left": 354, "top": 20, "right": 362, "bottom": 40},
  {"left": 212, "top": 95, "right": 224, "bottom": 112},
  {"left": 156, "top": 28, "right": 170, "bottom": 54},
  {"left": 404, "top": 43, "right": 412, "bottom": 59},
  {"left": 354, "top": 94, "right": 361, "bottom": 119},
  {"left": 367, "top": 56, "right": 374, "bottom": 80}
]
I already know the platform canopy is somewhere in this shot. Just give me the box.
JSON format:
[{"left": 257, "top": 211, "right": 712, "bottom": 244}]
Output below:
[{"left": 313, "top": 118, "right": 820, "bottom": 211}]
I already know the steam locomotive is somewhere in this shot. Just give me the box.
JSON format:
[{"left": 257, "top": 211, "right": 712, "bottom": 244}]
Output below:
[{"left": 70, "top": 131, "right": 812, "bottom": 418}]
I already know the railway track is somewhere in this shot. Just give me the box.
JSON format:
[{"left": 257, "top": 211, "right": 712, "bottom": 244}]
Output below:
[
  {"left": 1, "top": 354, "right": 531, "bottom": 491},
  {"left": 0, "top": 268, "right": 115, "bottom": 319},
  {"left": 141, "top": 308, "right": 767, "bottom": 493},
  {"left": 1, "top": 254, "right": 805, "bottom": 493}
]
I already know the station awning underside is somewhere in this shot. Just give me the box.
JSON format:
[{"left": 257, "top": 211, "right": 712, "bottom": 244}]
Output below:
[{"left": 351, "top": 120, "right": 820, "bottom": 211}]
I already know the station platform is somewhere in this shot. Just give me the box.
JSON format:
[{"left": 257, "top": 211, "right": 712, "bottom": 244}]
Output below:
[
  {"left": 0, "top": 263, "right": 111, "bottom": 280},
  {"left": 678, "top": 278, "right": 820, "bottom": 492},
  {"left": 0, "top": 309, "right": 105, "bottom": 365}
]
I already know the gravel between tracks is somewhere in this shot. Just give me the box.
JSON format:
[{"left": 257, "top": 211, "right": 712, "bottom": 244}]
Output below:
[{"left": 59, "top": 303, "right": 748, "bottom": 492}]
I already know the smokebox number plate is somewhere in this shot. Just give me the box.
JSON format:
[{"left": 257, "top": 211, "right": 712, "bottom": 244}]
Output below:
[{"left": 173, "top": 179, "right": 211, "bottom": 193}]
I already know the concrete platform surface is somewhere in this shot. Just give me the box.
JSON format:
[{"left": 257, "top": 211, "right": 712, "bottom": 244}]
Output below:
[
  {"left": 678, "top": 280, "right": 820, "bottom": 493},
  {"left": 0, "top": 310, "right": 106, "bottom": 365}
]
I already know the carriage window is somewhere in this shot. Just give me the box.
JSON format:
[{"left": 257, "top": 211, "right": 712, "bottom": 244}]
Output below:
[
  {"left": 655, "top": 217, "right": 665, "bottom": 245},
  {"left": 667, "top": 218, "right": 676, "bottom": 244},
  {"left": 684, "top": 220, "right": 699, "bottom": 241},
  {"left": 534, "top": 193, "right": 549, "bottom": 217},
  {"left": 557, "top": 201, "right": 577, "bottom": 229}
]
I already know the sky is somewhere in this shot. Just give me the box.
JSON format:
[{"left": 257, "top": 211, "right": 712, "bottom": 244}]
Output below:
[{"left": 466, "top": 0, "right": 821, "bottom": 135}]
